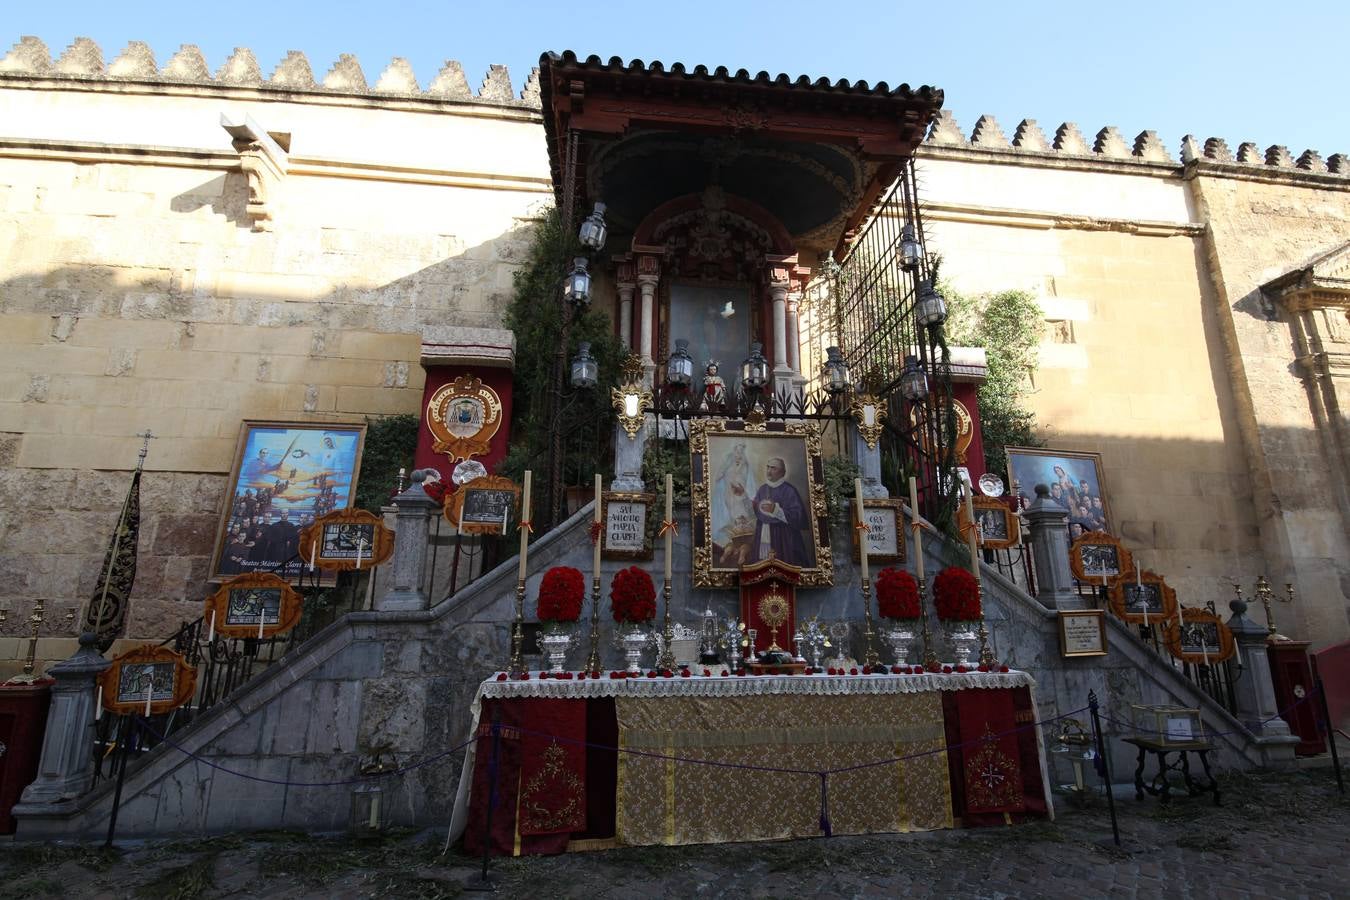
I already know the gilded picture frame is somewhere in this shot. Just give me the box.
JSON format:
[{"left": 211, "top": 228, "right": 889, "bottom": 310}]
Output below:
[
  {"left": 98, "top": 644, "right": 198, "bottom": 716},
  {"left": 1069, "top": 531, "right": 1134, "bottom": 586},
  {"left": 963, "top": 495, "right": 1019, "bottom": 550},
  {"left": 444, "top": 475, "right": 521, "bottom": 535},
  {"left": 851, "top": 498, "right": 906, "bottom": 564},
  {"left": 210, "top": 420, "right": 367, "bottom": 583},
  {"left": 601, "top": 491, "right": 656, "bottom": 560},
  {"left": 1108, "top": 570, "right": 1178, "bottom": 624},
  {"left": 297, "top": 508, "right": 395, "bottom": 572},
  {"left": 1005, "top": 446, "right": 1113, "bottom": 538},
  {"left": 690, "top": 419, "right": 832, "bottom": 588},
  {"left": 1165, "top": 608, "right": 1236, "bottom": 665},
  {"left": 204, "top": 572, "right": 304, "bottom": 639}
]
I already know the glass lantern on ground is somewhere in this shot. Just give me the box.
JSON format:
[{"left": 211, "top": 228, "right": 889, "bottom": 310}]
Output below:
[
  {"left": 823, "top": 346, "right": 852, "bottom": 395},
  {"left": 739, "top": 342, "right": 769, "bottom": 393},
  {"left": 667, "top": 338, "right": 694, "bottom": 389},
  {"left": 563, "top": 257, "right": 592, "bottom": 306},
  {"left": 578, "top": 202, "right": 608, "bottom": 252},
  {"left": 570, "top": 342, "right": 598, "bottom": 390},
  {"left": 915, "top": 279, "right": 947, "bottom": 329}
]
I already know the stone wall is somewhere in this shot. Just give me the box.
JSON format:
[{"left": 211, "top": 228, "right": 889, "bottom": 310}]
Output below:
[{"left": 0, "top": 37, "right": 548, "bottom": 662}]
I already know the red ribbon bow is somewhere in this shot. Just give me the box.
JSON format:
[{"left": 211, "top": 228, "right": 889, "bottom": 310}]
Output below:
[
  {"left": 589, "top": 521, "right": 604, "bottom": 545},
  {"left": 659, "top": 519, "right": 679, "bottom": 537},
  {"left": 854, "top": 518, "right": 869, "bottom": 533},
  {"left": 517, "top": 520, "right": 534, "bottom": 535}
]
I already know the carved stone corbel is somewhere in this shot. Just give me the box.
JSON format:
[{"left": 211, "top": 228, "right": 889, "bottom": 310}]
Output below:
[{"left": 220, "top": 113, "right": 289, "bottom": 232}]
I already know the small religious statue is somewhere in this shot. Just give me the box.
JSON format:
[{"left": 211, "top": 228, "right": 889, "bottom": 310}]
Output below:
[{"left": 701, "top": 360, "right": 726, "bottom": 412}]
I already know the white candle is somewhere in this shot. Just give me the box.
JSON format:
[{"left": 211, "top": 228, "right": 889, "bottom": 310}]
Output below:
[
  {"left": 258, "top": 605, "right": 266, "bottom": 640},
  {"left": 144, "top": 681, "right": 153, "bottom": 718},
  {"left": 518, "top": 470, "right": 532, "bottom": 581},
  {"left": 963, "top": 490, "right": 981, "bottom": 584},
  {"left": 95, "top": 684, "right": 103, "bottom": 721},
  {"left": 501, "top": 504, "right": 509, "bottom": 537},
  {"left": 594, "top": 474, "right": 604, "bottom": 585},
  {"left": 369, "top": 791, "right": 381, "bottom": 829},
  {"left": 1201, "top": 634, "right": 1210, "bottom": 667},
  {"left": 356, "top": 537, "right": 363, "bottom": 570},
  {"left": 309, "top": 539, "right": 317, "bottom": 571},
  {"left": 908, "top": 477, "right": 924, "bottom": 581},
  {"left": 1142, "top": 597, "right": 1149, "bottom": 629},
  {"left": 1234, "top": 642, "right": 1242, "bottom": 666},
  {"left": 207, "top": 611, "right": 216, "bottom": 643},
  {"left": 664, "top": 474, "right": 674, "bottom": 581},
  {"left": 854, "top": 478, "right": 869, "bottom": 582}
]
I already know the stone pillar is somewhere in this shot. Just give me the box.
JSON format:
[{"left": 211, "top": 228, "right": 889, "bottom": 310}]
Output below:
[
  {"left": 851, "top": 421, "right": 888, "bottom": 499},
  {"left": 1025, "top": 484, "right": 1078, "bottom": 609},
  {"left": 635, "top": 249, "right": 661, "bottom": 380},
  {"left": 376, "top": 479, "right": 440, "bottom": 612},
  {"left": 766, "top": 258, "right": 794, "bottom": 395},
  {"left": 785, "top": 293, "right": 802, "bottom": 375},
  {"left": 617, "top": 282, "right": 635, "bottom": 350},
  {"left": 1226, "top": 597, "right": 1301, "bottom": 767},
  {"left": 16, "top": 633, "right": 109, "bottom": 806},
  {"left": 612, "top": 419, "right": 649, "bottom": 492}
]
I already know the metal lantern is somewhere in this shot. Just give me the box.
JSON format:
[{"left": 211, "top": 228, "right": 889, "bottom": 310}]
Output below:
[
  {"left": 578, "top": 202, "right": 608, "bottom": 252},
  {"left": 822, "top": 346, "right": 852, "bottom": 395},
  {"left": 739, "top": 342, "right": 769, "bottom": 392},
  {"left": 667, "top": 338, "right": 694, "bottom": 388},
  {"left": 570, "top": 341, "right": 598, "bottom": 389},
  {"left": 563, "top": 257, "right": 592, "bottom": 306},
  {"left": 916, "top": 279, "right": 947, "bottom": 328},
  {"left": 900, "top": 355, "right": 928, "bottom": 402},
  {"left": 900, "top": 223, "right": 922, "bottom": 272}
]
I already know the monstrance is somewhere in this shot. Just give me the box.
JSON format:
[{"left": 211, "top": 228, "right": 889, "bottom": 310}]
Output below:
[{"left": 756, "top": 589, "right": 791, "bottom": 653}]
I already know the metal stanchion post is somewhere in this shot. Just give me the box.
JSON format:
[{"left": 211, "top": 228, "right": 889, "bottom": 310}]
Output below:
[
  {"left": 1088, "top": 690, "right": 1120, "bottom": 847},
  {"left": 465, "top": 706, "right": 503, "bottom": 892},
  {"left": 1312, "top": 663, "right": 1344, "bottom": 795},
  {"left": 103, "top": 715, "right": 132, "bottom": 850}
]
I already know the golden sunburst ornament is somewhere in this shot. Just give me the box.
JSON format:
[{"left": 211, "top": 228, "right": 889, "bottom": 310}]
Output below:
[{"left": 757, "top": 590, "right": 790, "bottom": 651}]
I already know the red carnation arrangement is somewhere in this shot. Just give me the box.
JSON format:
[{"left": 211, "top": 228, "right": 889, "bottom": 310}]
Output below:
[
  {"left": 932, "top": 565, "right": 982, "bottom": 621},
  {"left": 536, "top": 566, "right": 585, "bottom": 623},
  {"left": 875, "top": 567, "right": 921, "bottom": 620},
  {"left": 610, "top": 566, "right": 657, "bottom": 623}
]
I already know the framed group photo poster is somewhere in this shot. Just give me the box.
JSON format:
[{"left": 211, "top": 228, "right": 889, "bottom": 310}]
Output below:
[
  {"left": 1006, "top": 447, "right": 1112, "bottom": 539},
  {"left": 690, "top": 419, "right": 833, "bottom": 588},
  {"left": 211, "top": 421, "right": 367, "bottom": 582}
]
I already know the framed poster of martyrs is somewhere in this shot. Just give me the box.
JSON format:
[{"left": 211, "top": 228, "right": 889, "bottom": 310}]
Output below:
[
  {"left": 1165, "top": 608, "right": 1235, "bottom": 665},
  {"left": 851, "top": 499, "right": 906, "bottom": 564},
  {"left": 689, "top": 418, "right": 832, "bottom": 588},
  {"left": 1069, "top": 531, "right": 1133, "bottom": 586},
  {"left": 98, "top": 645, "right": 197, "bottom": 716},
  {"left": 1005, "top": 446, "right": 1112, "bottom": 539},
  {"left": 445, "top": 475, "right": 520, "bottom": 535},
  {"left": 1108, "top": 570, "right": 1178, "bottom": 624},
  {"left": 298, "top": 509, "right": 394, "bottom": 572},
  {"left": 204, "top": 573, "right": 304, "bottom": 639},
  {"left": 601, "top": 491, "right": 656, "bottom": 560},
  {"left": 211, "top": 421, "right": 367, "bottom": 582}
]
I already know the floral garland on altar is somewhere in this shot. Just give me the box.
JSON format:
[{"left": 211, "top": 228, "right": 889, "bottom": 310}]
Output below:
[
  {"left": 875, "top": 567, "right": 921, "bottom": 620},
  {"left": 933, "top": 565, "right": 982, "bottom": 621},
  {"left": 610, "top": 566, "right": 656, "bottom": 623},
  {"left": 536, "top": 566, "right": 585, "bottom": 623}
]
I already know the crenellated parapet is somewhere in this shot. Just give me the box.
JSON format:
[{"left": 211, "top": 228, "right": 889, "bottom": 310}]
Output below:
[
  {"left": 0, "top": 35, "right": 542, "bottom": 108},
  {"left": 924, "top": 111, "right": 1349, "bottom": 181}
]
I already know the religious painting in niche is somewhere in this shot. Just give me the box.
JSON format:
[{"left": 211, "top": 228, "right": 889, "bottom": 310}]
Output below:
[
  {"left": 1005, "top": 447, "right": 1112, "bottom": 538},
  {"left": 211, "top": 421, "right": 366, "bottom": 582},
  {"left": 425, "top": 375, "right": 503, "bottom": 462},
  {"left": 1069, "top": 531, "right": 1132, "bottom": 585},
  {"left": 668, "top": 283, "right": 751, "bottom": 397},
  {"left": 690, "top": 419, "right": 832, "bottom": 588}
]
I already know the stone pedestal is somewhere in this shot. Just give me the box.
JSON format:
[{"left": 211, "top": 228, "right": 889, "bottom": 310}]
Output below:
[
  {"left": 14, "top": 633, "right": 108, "bottom": 807},
  {"left": 851, "top": 423, "right": 888, "bottom": 499},
  {"left": 612, "top": 419, "right": 649, "bottom": 492},
  {"left": 1025, "top": 484, "right": 1078, "bottom": 609},
  {"left": 1226, "top": 599, "right": 1300, "bottom": 767},
  {"left": 375, "top": 482, "right": 439, "bottom": 612}
]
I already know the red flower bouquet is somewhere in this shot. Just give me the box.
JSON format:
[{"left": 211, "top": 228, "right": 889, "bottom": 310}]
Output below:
[
  {"left": 875, "top": 567, "right": 921, "bottom": 620},
  {"left": 610, "top": 566, "right": 657, "bottom": 623},
  {"left": 932, "top": 565, "right": 982, "bottom": 621},
  {"left": 536, "top": 566, "right": 585, "bottom": 623}
]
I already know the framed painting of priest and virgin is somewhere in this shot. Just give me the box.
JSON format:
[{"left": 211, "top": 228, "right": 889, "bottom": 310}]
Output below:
[
  {"left": 1005, "top": 446, "right": 1113, "bottom": 539},
  {"left": 689, "top": 419, "right": 833, "bottom": 588},
  {"left": 210, "top": 421, "right": 367, "bottom": 582}
]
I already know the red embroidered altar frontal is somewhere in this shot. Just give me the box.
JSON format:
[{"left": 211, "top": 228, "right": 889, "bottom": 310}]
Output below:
[{"left": 450, "top": 672, "right": 1051, "bottom": 855}]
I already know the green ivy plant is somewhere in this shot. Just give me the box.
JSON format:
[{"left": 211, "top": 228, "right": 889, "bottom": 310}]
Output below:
[
  {"left": 822, "top": 454, "right": 861, "bottom": 523},
  {"left": 354, "top": 413, "right": 419, "bottom": 513}
]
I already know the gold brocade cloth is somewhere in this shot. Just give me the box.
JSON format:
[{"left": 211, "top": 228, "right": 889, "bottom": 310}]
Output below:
[{"left": 615, "top": 692, "right": 951, "bottom": 846}]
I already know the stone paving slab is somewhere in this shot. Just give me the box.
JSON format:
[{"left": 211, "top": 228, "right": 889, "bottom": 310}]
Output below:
[{"left": 0, "top": 770, "right": 1346, "bottom": 899}]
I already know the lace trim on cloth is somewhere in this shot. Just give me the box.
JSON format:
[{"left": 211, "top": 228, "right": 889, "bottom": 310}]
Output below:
[{"left": 476, "top": 671, "right": 1035, "bottom": 703}]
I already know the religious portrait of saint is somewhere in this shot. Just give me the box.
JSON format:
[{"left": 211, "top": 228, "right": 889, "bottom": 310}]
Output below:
[{"left": 701, "top": 428, "right": 822, "bottom": 577}]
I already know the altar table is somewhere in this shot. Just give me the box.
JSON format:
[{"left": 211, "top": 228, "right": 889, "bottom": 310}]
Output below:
[{"left": 448, "top": 671, "right": 1052, "bottom": 856}]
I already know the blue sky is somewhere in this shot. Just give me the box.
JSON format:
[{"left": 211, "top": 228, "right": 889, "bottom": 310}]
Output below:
[{"left": 7, "top": 1, "right": 1348, "bottom": 156}]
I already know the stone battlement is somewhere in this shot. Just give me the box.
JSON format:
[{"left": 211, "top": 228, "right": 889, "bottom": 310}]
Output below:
[
  {"left": 926, "top": 111, "right": 1348, "bottom": 177},
  {"left": 0, "top": 36, "right": 541, "bottom": 108}
]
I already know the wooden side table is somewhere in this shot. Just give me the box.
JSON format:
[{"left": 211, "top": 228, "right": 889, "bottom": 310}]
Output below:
[{"left": 1122, "top": 737, "right": 1221, "bottom": 806}]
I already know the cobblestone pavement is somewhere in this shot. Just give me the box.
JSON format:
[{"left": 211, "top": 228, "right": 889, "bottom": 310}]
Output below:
[{"left": 1, "top": 770, "right": 1346, "bottom": 899}]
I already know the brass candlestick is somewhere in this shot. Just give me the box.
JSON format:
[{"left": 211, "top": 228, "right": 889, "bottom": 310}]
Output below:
[
  {"left": 657, "top": 579, "right": 676, "bottom": 671},
  {"left": 9, "top": 598, "right": 70, "bottom": 684},
  {"left": 861, "top": 576, "right": 880, "bottom": 669},
  {"left": 977, "top": 602, "right": 998, "bottom": 668},
  {"left": 508, "top": 580, "right": 526, "bottom": 676},
  {"left": 585, "top": 576, "right": 602, "bottom": 673},
  {"left": 918, "top": 577, "right": 940, "bottom": 672}
]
